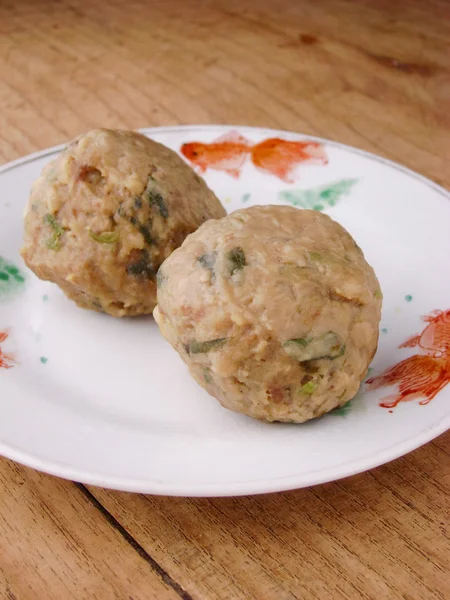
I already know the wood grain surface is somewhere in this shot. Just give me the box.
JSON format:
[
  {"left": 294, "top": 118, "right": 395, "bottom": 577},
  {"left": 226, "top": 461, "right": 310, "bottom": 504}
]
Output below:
[{"left": 0, "top": 0, "right": 449, "bottom": 598}]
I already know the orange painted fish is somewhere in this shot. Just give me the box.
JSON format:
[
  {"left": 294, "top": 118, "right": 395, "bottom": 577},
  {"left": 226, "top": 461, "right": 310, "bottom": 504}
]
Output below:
[
  {"left": 250, "top": 138, "right": 328, "bottom": 183},
  {"left": 180, "top": 131, "right": 328, "bottom": 181},
  {"left": 366, "top": 354, "right": 450, "bottom": 408},
  {"left": 366, "top": 309, "right": 450, "bottom": 408},
  {"left": 180, "top": 131, "right": 250, "bottom": 179},
  {"left": 0, "top": 331, "right": 15, "bottom": 369},
  {"left": 399, "top": 309, "right": 450, "bottom": 357}
]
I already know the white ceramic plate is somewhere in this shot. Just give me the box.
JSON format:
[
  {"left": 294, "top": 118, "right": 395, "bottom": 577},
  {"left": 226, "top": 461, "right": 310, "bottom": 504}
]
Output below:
[{"left": 1, "top": 125, "right": 449, "bottom": 496}]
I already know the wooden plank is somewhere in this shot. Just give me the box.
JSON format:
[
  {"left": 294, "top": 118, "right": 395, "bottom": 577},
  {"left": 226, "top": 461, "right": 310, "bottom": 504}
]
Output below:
[
  {"left": 0, "top": 0, "right": 448, "bottom": 186},
  {"left": 0, "top": 458, "right": 183, "bottom": 600}
]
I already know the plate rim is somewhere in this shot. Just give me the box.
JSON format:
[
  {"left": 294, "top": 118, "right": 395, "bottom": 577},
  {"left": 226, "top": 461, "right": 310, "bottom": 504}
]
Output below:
[
  {"left": 0, "top": 412, "right": 448, "bottom": 496},
  {"left": 1, "top": 124, "right": 449, "bottom": 496},
  {"left": 1, "top": 124, "right": 449, "bottom": 200}
]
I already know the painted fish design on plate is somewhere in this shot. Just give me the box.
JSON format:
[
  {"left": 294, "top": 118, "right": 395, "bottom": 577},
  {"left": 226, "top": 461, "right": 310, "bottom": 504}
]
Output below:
[
  {"left": 180, "top": 131, "right": 328, "bottom": 181},
  {"left": 367, "top": 310, "right": 450, "bottom": 408},
  {"left": 0, "top": 331, "right": 16, "bottom": 369}
]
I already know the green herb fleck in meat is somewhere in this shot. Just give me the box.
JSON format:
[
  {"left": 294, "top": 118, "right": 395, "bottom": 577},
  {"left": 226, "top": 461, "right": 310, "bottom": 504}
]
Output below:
[
  {"left": 118, "top": 196, "right": 156, "bottom": 245},
  {"left": 44, "top": 213, "right": 66, "bottom": 250},
  {"left": 198, "top": 252, "right": 217, "bottom": 272},
  {"left": 226, "top": 247, "right": 246, "bottom": 276},
  {"left": 156, "top": 268, "right": 166, "bottom": 287},
  {"left": 89, "top": 230, "right": 119, "bottom": 244},
  {"left": 308, "top": 251, "right": 322, "bottom": 262},
  {"left": 283, "top": 332, "right": 345, "bottom": 361},
  {"left": 149, "top": 190, "right": 168, "bottom": 219},
  {"left": 127, "top": 261, "right": 154, "bottom": 278},
  {"left": 299, "top": 381, "right": 316, "bottom": 395},
  {"left": 333, "top": 400, "right": 352, "bottom": 416},
  {"left": 374, "top": 289, "right": 383, "bottom": 299},
  {"left": 289, "top": 338, "right": 309, "bottom": 348},
  {"left": 203, "top": 368, "right": 213, "bottom": 384},
  {"left": 44, "top": 214, "right": 64, "bottom": 234},
  {"left": 143, "top": 176, "right": 169, "bottom": 219},
  {"left": 138, "top": 224, "right": 155, "bottom": 245},
  {"left": 127, "top": 251, "right": 155, "bottom": 279},
  {"left": 128, "top": 215, "right": 155, "bottom": 246},
  {"left": 188, "top": 338, "right": 228, "bottom": 354}
]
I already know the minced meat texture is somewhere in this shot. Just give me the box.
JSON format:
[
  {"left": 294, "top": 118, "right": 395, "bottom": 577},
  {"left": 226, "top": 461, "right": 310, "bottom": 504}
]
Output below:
[
  {"left": 21, "top": 128, "right": 225, "bottom": 316},
  {"left": 154, "top": 205, "right": 382, "bottom": 423}
]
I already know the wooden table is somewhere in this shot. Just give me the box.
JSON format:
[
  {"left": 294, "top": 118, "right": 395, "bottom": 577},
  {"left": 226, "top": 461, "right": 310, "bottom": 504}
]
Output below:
[{"left": 1, "top": 1, "right": 449, "bottom": 598}]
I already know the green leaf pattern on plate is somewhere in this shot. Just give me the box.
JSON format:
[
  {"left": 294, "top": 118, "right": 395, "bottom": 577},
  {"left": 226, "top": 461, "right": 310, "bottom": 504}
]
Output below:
[
  {"left": 332, "top": 401, "right": 353, "bottom": 416},
  {"left": 0, "top": 257, "right": 26, "bottom": 298},
  {"left": 279, "top": 178, "right": 359, "bottom": 211}
]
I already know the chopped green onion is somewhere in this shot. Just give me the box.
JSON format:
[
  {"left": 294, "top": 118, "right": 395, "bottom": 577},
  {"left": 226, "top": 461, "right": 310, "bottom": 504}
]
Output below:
[
  {"left": 188, "top": 338, "right": 228, "bottom": 354},
  {"left": 127, "top": 251, "right": 155, "bottom": 279},
  {"left": 284, "top": 332, "right": 345, "bottom": 361},
  {"left": 143, "top": 176, "right": 169, "bottom": 218},
  {"left": 226, "top": 247, "right": 246, "bottom": 275},
  {"left": 138, "top": 224, "right": 155, "bottom": 245},
  {"left": 156, "top": 268, "right": 166, "bottom": 287},
  {"left": 44, "top": 213, "right": 66, "bottom": 250},
  {"left": 89, "top": 230, "right": 119, "bottom": 244},
  {"left": 300, "top": 381, "right": 316, "bottom": 395},
  {"left": 197, "top": 252, "right": 217, "bottom": 272}
]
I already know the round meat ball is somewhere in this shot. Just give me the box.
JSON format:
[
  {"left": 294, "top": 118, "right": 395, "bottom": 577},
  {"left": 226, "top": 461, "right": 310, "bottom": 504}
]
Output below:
[
  {"left": 154, "top": 205, "right": 382, "bottom": 423},
  {"left": 21, "top": 129, "right": 225, "bottom": 316}
]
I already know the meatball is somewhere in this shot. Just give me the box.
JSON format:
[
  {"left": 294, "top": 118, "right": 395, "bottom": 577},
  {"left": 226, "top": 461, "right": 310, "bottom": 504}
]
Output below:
[
  {"left": 154, "top": 205, "right": 382, "bottom": 423},
  {"left": 21, "top": 129, "right": 225, "bottom": 316}
]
